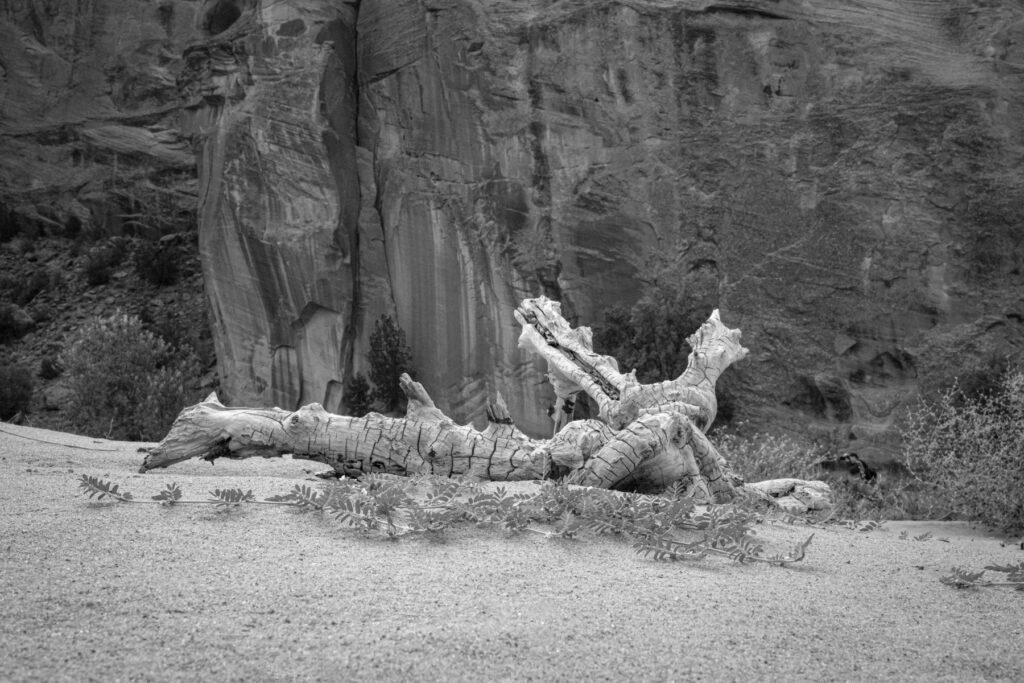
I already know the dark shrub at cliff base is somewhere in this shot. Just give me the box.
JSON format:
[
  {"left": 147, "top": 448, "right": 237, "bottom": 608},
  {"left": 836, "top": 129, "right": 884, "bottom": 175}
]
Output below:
[
  {"left": 38, "top": 356, "right": 63, "bottom": 380},
  {"left": 134, "top": 241, "right": 179, "bottom": 286},
  {"left": 593, "top": 296, "right": 711, "bottom": 384},
  {"left": 342, "top": 372, "right": 373, "bottom": 417},
  {"left": 0, "top": 203, "right": 18, "bottom": 242},
  {"left": 0, "top": 364, "right": 33, "bottom": 420},
  {"left": 82, "top": 241, "right": 126, "bottom": 287},
  {"left": 368, "top": 315, "right": 413, "bottom": 413},
  {"left": 0, "top": 303, "right": 34, "bottom": 344}
]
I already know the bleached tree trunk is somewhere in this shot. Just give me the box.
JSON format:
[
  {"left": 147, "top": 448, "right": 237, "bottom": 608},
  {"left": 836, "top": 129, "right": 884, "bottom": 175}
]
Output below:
[{"left": 140, "top": 297, "right": 831, "bottom": 511}]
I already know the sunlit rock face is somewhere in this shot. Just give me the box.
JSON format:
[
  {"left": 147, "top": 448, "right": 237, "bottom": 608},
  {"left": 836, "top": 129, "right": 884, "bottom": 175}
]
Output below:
[
  {"left": 180, "top": 0, "right": 361, "bottom": 413},
  {"left": 0, "top": 0, "right": 199, "bottom": 237},
  {"left": 186, "top": 0, "right": 1023, "bottom": 458}
]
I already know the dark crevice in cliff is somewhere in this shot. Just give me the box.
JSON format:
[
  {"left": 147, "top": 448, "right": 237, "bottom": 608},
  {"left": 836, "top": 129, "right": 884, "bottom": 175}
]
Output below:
[
  {"left": 701, "top": 4, "right": 789, "bottom": 21},
  {"left": 316, "top": 17, "right": 362, "bottom": 386},
  {"left": 202, "top": 0, "right": 243, "bottom": 36},
  {"left": 524, "top": 59, "right": 567, "bottom": 315}
]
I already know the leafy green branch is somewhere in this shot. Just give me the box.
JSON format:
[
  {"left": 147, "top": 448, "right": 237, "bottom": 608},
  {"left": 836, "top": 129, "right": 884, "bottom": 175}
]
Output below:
[{"left": 77, "top": 473, "right": 814, "bottom": 566}]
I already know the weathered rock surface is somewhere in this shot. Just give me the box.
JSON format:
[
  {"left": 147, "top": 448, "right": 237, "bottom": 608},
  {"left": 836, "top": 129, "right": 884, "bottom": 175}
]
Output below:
[
  {"left": 7, "top": 1, "right": 1024, "bottom": 464},
  {"left": 0, "top": 0, "right": 200, "bottom": 238}
]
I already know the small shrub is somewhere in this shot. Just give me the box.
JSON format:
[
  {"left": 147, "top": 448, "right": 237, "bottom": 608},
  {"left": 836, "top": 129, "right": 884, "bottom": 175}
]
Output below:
[
  {"left": 60, "top": 312, "right": 201, "bottom": 441},
  {"left": 715, "top": 429, "right": 825, "bottom": 483},
  {"left": 63, "top": 213, "right": 82, "bottom": 239},
  {"left": 0, "top": 203, "right": 18, "bottom": 242},
  {"left": 134, "top": 241, "right": 179, "bottom": 286},
  {"left": 82, "top": 241, "right": 126, "bottom": 287},
  {"left": 0, "top": 364, "right": 33, "bottom": 419},
  {"left": 592, "top": 288, "right": 717, "bottom": 389},
  {"left": 901, "top": 368, "right": 1024, "bottom": 534},
  {"left": 343, "top": 373, "right": 373, "bottom": 417},
  {"left": 0, "top": 303, "right": 33, "bottom": 344},
  {"left": 38, "top": 355, "right": 63, "bottom": 379},
  {"left": 368, "top": 315, "right": 413, "bottom": 412}
]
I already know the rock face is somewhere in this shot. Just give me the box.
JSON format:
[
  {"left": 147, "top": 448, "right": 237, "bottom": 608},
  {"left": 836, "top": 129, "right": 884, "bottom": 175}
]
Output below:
[
  {"left": 7, "top": 0, "right": 1024, "bottom": 463},
  {"left": 0, "top": 0, "right": 200, "bottom": 239}
]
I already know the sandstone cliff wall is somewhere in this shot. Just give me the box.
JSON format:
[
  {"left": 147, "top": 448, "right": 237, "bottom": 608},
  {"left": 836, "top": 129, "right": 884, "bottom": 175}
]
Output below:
[
  {"left": 6, "top": 0, "right": 1023, "bottom": 463},
  {"left": 0, "top": 0, "right": 200, "bottom": 238}
]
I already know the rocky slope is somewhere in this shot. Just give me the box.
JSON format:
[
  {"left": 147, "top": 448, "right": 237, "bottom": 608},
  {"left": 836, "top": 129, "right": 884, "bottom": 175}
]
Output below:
[
  {"left": 0, "top": 0, "right": 211, "bottom": 428},
  {"left": 4, "top": 0, "right": 1024, "bottom": 464}
]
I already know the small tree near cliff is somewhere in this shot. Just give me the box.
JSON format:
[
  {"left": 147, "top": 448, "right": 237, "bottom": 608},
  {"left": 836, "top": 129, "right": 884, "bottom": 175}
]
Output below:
[
  {"left": 593, "top": 294, "right": 708, "bottom": 383},
  {"left": 368, "top": 315, "right": 413, "bottom": 413},
  {"left": 343, "top": 373, "right": 373, "bottom": 418}
]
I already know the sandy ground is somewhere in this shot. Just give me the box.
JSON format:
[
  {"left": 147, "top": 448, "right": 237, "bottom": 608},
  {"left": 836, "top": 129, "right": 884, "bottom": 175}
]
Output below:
[{"left": 1, "top": 422, "right": 1022, "bottom": 683}]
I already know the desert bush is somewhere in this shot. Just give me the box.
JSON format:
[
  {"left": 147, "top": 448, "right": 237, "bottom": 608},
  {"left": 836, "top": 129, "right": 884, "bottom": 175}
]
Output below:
[
  {"left": 82, "top": 240, "right": 126, "bottom": 286},
  {"left": 60, "top": 312, "right": 201, "bottom": 441},
  {"left": 134, "top": 241, "right": 179, "bottom": 286},
  {"left": 0, "top": 203, "right": 18, "bottom": 242},
  {"left": 715, "top": 429, "right": 824, "bottom": 483},
  {"left": 0, "top": 303, "right": 33, "bottom": 344},
  {"left": 593, "top": 300, "right": 707, "bottom": 384},
  {"left": 343, "top": 373, "right": 373, "bottom": 417},
  {"left": 901, "top": 368, "right": 1024, "bottom": 534},
  {"left": 0, "top": 363, "right": 33, "bottom": 419},
  {"left": 715, "top": 429, "right": 935, "bottom": 522},
  {"left": 63, "top": 213, "right": 82, "bottom": 239},
  {"left": 0, "top": 304, "right": 21, "bottom": 344},
  {"left": 38, "top": 355, "right": 63, "bottom": 379},
  {"left": 368, "top": 315, "right": 413, "bottom": 412}
]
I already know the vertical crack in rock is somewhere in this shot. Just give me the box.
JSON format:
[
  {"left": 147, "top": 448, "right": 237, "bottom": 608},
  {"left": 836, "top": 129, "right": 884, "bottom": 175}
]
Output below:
[
  {"left": 525, "top": 44, "right": 565, "bottom": 310},
  {"left": 316, "top": 14, "right": 362, "bottom": 394}
]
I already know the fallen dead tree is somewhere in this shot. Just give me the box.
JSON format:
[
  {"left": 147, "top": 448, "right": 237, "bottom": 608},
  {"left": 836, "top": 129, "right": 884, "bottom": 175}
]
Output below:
[{"left": 140, "top": 297, "right": 830, "bottom": 512}]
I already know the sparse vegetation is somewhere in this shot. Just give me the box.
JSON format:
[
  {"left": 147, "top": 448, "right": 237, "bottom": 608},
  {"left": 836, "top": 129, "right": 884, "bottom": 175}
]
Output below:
[
  {"left": 78, "top": 473, "right": 814, "bottom": 566},
  {"left": 82, "top": 240, "right": 126, "bottom": 287},
  {"left": 0, "top": 303, "right": 32, "bottom": 345},
  {"left": 716, "top": 429, "right": 940, "bottom": 524},
  {"left": 716, "top": 430, "right": 824, "bottom": 483},
  {"left": 0, "top": 363, "right": 33, "bottom": 420},
  {"left": 0, "top": 203, "right": 18, "bottom": 242},
  {"left": 593, "top": 295, "right": 708, "bottom": 384},
  {"left": 940, "top": 563, "right": 1024, "bottom": 591},
  {"left": 134, "top": 241, "right": 179, "bottom": 286},
  {"left": 902, "top": 368, "right": 1024, "bottom": 535},
  {"left": 60, "top": 312, "right": 201, "bottom": 440}
]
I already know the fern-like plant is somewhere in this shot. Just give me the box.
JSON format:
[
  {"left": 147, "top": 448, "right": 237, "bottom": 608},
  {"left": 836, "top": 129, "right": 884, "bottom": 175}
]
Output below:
[
  {"left": 76, "top": 473, "right": 814, "bottom": 566},
  {"left": 940, "top": 563, "right": 1024, "bottom": 590}
]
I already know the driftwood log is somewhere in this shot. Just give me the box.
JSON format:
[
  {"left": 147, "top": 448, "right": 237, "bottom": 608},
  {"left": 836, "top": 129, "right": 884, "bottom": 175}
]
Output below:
[{"left": 140, "top": 297, "right": 831, "bottom": 512}]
